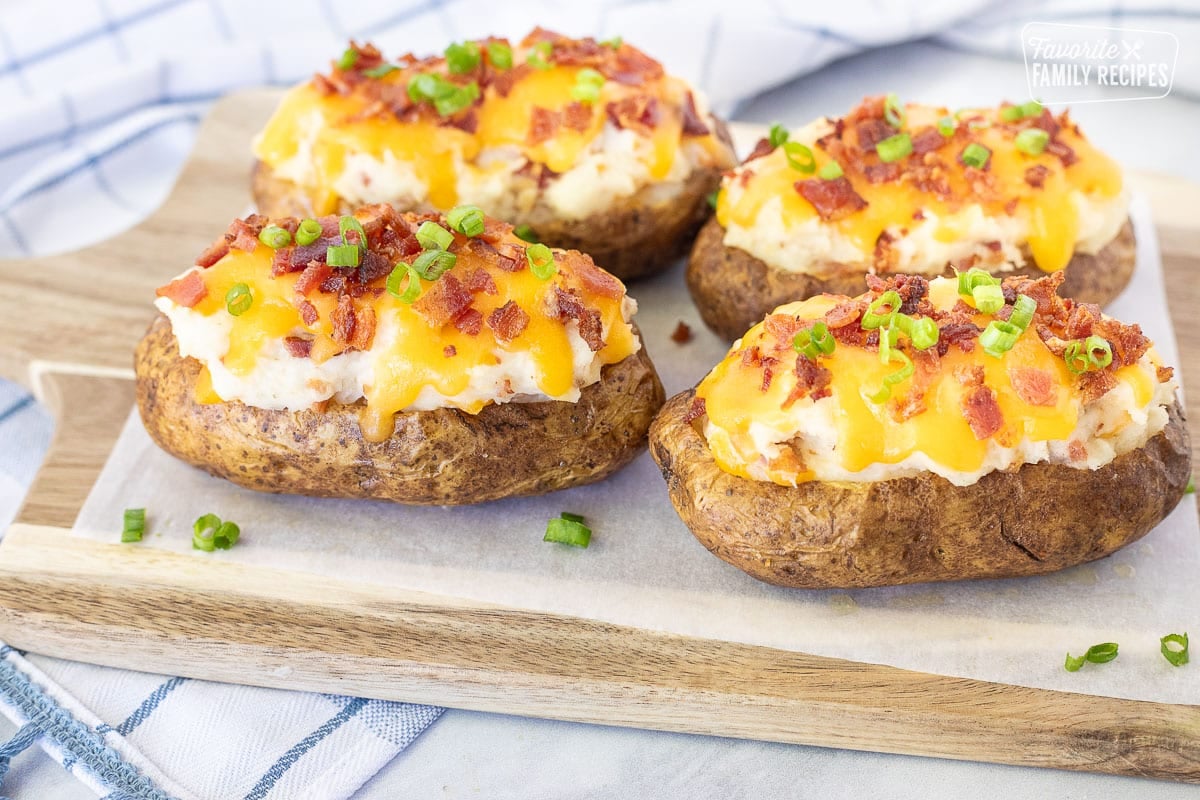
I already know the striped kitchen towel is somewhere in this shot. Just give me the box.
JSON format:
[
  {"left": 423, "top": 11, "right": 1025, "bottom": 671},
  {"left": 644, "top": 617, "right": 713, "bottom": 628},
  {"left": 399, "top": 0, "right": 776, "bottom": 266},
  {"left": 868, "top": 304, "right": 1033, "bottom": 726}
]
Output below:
[{"left": 1, "top": 1, "right": 1197, "bottom": 798}]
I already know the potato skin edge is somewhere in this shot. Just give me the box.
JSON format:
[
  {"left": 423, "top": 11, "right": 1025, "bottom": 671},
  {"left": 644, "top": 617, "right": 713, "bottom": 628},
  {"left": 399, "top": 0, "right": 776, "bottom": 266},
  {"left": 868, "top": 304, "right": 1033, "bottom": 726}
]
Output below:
[
  {"left": 685, "top": 217, "right": 1137, "bottom": 341},
  {"left": 135, "top": 315, "right": 665, "bottom": 505},
  {"left": 649, "top": 389, "right": 1190, "bottom": 589}
]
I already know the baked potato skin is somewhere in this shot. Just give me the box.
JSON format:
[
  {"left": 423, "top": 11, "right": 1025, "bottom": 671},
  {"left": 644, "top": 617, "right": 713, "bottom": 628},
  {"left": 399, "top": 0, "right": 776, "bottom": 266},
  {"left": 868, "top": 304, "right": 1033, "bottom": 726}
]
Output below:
[
  {"left": 136, "top": 316, "right": 665, "bottom": 505},
  {"left": 686, "top": 217, "right": 1137, "bottom": 341},
  {"left": 253, "top": 149, "right": 725, "bottom": 284},
  {"left": 650, "top": 389, "right": 1190, "bottom": 589}
]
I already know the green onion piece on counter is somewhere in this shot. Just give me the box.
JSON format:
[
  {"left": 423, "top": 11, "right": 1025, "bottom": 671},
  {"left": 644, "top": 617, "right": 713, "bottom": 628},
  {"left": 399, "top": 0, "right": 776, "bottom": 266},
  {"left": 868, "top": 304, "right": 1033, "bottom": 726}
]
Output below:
[
  {"left": 336, "top": 47, "right": 359, "bottom": 71},
  {"left": 363, "top": 63, "right": 398, "bottom": 79},
  {"left": 1064, "top": 652, "right": 1087, "bottom": 672},
  {"left": 868, "top": 350, "right": 913, "bottom": 403},
  {"left": 527, "top": 41, "right": 553, "bottom": 70},
  {"left": 1161, "top": 632, "right": 1189, "bottom": 667},
  {"left": 257, "top": 225, "right": 291, "bottom": 249},
  {"left": 956, "top": 266, "right": 1000, "bottom": 296},
  {"left": 1085, "top": 642, "right": 1119, "bottom": 663},
  {"left": 818, "top": 161, "right": 844, "bottom": 180},
  {"left": 339, "top": 215, "right": 367, "bottom": 247},
  {"left": 417, "top": 220, "right": 455, "bottom": 251},
  {"left": 876, "top": 133, "right": 912, "bottom": 163},
  {"left": 571, "top": 68, "right": 605, "bottom": 103},
  {"left": 412, "top": 249, "right": 456, "bottom": 281},
  {"left": 937, "top": 115, "right": 956, "bottom": 137},
  {"left": 325, "top": 244, "right": 361, "bottom": 268},
  {"left": 386, "top": 263, "right": 422, "bottom": 304},
  {"left": 1084, "top": 335, "right": 1113, "bottom": 369},
  {"left": 907, "top": 316, "right": 939, "bottom": 350},
  {"left": 971, "top": 283, "right": 1005, "bottom": 314},
  {"left": 884, "top": 92, "right": 906, "bottom": 128},
  {"left": 960, "top": 142, "right": 991, "bottom": 168},
  {"left": 768, "top": 123, "right": 789, "bottom": 148},
  {"left": 1009, "top": 294, "right": 1037, "bottom": 330},
  {"left": 560, "top": 511, "right": 586, "bottom": 523},
  {"left": 1015, "top": 128, "right": 1050, "bottom": 156},
  {"left": 600, "top": 36, "right": 623, "bottom": 50},
  {"left": 122, "top": 508, "right": 145, "bottom": 543},
  {"left": 706, "top": 190, "right": 719, "bottom": 209},
  {"left": 513, "top": 224, "right": 539, "bottom": 243},
  {"left": 447, "top": 205, "right": 486, "bottom": 238},
  {"left": 980, "top": 320, "right": 1021, "bottom": 358},
  {"left": 526, "top": 243, "right": 556, "bottom": 280},
  {"left": 213, "top": 521, "right": 240, "bottom": 550},
  {"left": 783, "top": 141, "right": 816, "bottom": 173},
  {"left": 192, "top": 513, "right": 222, "bottom": 552},
  {"left": 225, "top": 283, "right": 253, "bottom": 316},
  {"left": 444, "top": 41, "right": 481, "bottom": 74},
  {"left": 862, "top": 290, "right": 902, "bottom": 330},
  {"left": 295, "top": 218, "right": 322, "bottom": 246},
  {"left": 487, "top": 41, "right": 513, "bottom": 69},
  {"left": 544, "top": 515, "right": 592, "bottom": 548}
]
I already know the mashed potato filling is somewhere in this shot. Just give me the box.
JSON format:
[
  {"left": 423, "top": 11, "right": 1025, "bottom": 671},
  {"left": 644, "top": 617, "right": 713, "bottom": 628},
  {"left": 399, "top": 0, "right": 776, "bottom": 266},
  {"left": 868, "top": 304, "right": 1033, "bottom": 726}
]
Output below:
[{"left": 697, "top": 277, "right": 1175, "bottom": 487}]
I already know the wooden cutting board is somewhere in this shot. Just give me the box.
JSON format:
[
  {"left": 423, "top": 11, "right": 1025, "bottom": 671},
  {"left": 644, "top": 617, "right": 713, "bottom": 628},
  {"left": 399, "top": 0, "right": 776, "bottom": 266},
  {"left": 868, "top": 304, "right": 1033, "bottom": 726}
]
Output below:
[{"left": 1, "top": 88, "right": 1199, "bottom": 783}]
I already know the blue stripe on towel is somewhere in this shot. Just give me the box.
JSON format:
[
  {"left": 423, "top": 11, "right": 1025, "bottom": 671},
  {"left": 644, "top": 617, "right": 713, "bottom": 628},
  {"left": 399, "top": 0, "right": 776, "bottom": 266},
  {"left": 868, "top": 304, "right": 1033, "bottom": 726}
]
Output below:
[
  {"left": 242, "top": 697, "right": 369, "bottom": 800},
  {"left": 116, "top": 678, "right": 188, "bottom": 737}
]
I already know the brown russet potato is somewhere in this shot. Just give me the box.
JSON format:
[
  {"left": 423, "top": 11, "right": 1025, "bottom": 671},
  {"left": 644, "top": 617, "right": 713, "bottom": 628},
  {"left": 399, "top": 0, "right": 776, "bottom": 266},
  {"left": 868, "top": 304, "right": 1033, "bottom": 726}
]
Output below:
[
  {"left": 649, "top": 389, "right": 1190, "bottom": 589},
  {"left": 136, "top": 316, "right": 664, "bottom": 505},
  {"left": 686, "top": 217, "right": 1137, "bottom": 341}
]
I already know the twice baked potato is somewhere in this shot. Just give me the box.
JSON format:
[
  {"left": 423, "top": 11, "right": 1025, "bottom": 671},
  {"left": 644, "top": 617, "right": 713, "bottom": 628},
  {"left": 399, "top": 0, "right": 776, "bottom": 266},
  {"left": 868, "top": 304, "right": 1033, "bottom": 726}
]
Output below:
[
  {"left": 689, "top": 97, "right": 1135, "bottom": 340},
  {"left": 140, "top": 204, "right": 664, "bottom": 505},
  {"left": 252, "top": 30, "right": 736, "bottom": 282},
  {"left": 651, "top": 270, "right": 1189, "bottom": 588}
]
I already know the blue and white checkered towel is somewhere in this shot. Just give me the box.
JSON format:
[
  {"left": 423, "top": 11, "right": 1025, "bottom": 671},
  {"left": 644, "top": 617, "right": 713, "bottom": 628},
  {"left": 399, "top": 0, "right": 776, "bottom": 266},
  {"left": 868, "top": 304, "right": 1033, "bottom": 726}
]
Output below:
[{"left": 1, "top": 1, "right": 1196, "bottom": 797}]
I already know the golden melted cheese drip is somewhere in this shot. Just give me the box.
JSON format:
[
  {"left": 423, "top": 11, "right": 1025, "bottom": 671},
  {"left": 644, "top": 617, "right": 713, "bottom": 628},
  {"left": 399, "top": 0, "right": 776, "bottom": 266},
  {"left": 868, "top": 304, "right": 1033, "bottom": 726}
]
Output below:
[
  {"left": 696, "top": 288, "right": 1154, "bottom": 484},
  {"left": 191, "top": 242, "right": 636, "bottom": 442},
  {"left": 716, "top": 105, "right": 1123, "bottom": 273},
  {"left": 254, "top": 64, "right": 703, "bottom": 214}
]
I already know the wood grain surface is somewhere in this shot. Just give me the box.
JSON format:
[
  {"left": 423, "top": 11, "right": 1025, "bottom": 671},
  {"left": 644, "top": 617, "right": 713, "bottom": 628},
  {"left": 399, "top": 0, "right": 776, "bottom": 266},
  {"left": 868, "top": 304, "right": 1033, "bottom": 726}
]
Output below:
[{"left": 1, "top": 89, "right": 1199, "bottom": 782}]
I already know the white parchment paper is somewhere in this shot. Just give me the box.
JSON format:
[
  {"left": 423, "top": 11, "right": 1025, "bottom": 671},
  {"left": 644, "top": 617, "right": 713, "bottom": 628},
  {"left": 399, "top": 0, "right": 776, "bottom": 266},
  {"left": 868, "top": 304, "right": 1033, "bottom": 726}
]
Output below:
[{"left": 74, "top": 194, "right": 1198, "bottom": 704}]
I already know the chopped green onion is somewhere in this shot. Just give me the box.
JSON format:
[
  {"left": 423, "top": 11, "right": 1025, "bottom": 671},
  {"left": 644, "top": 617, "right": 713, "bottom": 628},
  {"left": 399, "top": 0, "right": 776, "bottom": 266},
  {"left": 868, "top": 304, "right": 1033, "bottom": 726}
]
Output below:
[
  {"left": 386, "top": 263, "right": 422, "bottom": 303},
  {"left": 257, "top": 225, "right": 291, "bottom": 249},
  {"left": 868, "top": 350, "right": 913, "bottom": 403},
  {"left": 326, "top": 244, "right": 361, "bottom": 267},
  {"left": 416, "top": 220, "right": 455, "bottom": 251},
  {"left": 1161, "top": 632, "right": 1189, "bottom": 667},
  {"left": 1001, "top": 100, "right": 1043, "bottom": 122},
  {"left": 412, "top": 249, "right": 456, "bottom": 281},
  {"left": 792, "top": 322, "right": 835, "bottom": 360},
  {"left": 937, "top": 115, "right": 956, "bottom": 137},
  {"left": 1064, "top": 642, "right": 1120, "bottom": 671},
  {"left": 818, "top": 161, "right": 844, "bottom": 180},
  {"left": 486, "top": 41, "right": 513, "bottom": 69},
  {"left": 363, "top": 63, "right": 398, "bottom": 79},
  {"left": 526, "top": 243, "right": 556, "bottom": 280},
  {"left": 1084, "top": 335, "right": 1112, "bottom": 369},
  {"left": 514, "top": 224, "right": 539, "bottom": 243},
  {"left": 444, "top": 41, "right": 481, "bottom": 74},
  {"left": 980, "top": 320, "right": 1021, "bottom": 358},
  {"left": 706, "top": 190, "right": 719, "bottom": 209},
  {"left": 956, "top": 267, "right": 1000, "bottom": 296},
  {"left": 339, "top": 215, "right": 367, "bottom": 247},
  {"left": 862, "top": 290, "right": 902, "bottom": 330},
  {"left": 1009, "top": 294, "right": 1036, "bottom": 330},
  {"left": 1064, "top": 652, "right": 1086, "bottom": 672},
  {"left": 768, "top": 123, "right": 789, "bottom": 148},
  {"left": 884, "top": 93, "right": 906, "bottom": 128},
  {"left": 876, "top": 133, "right": 912, "bottom": 163},
  {"left": 961, "top": 142, "right": 991, "bottom": 169},
  {"left": 435, "top": 81, "right": 479, "bottom": 116},
  {"left": 1063, "top": 341, "right": 1089, "bottom": 374},
  {"left": 122, "top": 508, "right": 145, "bottom": 543},
  {"left": 972, "top": 283, "right": 1005, "bottom": 314},
  {"left": 336, "top": 47, "right": 359, "bottom": 71},
  {"left": 544, "top": 515, "right": 591, "bottom": 548},
  {"left": 599, "top": 36, "right": 623, "bottom": 50},
  {"left": 560, "top": 511, "right": 586, "bottom": 523},
  {"left": 1187, "top": 479, "right": 1195, "bottom": 494},
  {"left": 225, "top": 283, "right": 253, "bottom": 316},
  {"left": 907, "top": 316, "right": 939, "bottom": 350},
  {"left": 213, "top": 521, "right": 240, "bottom": 550},
  {"left": 407, "top": 73, "right": 479, "bottom": 116},
  {"left": 1015, "top": 128, "right": 1050, "bottom": 156},
  {"left": 447, "top": 205, "right": 485, "bottom": 237},
  {"left": 192, "top": 513, "right": 222, "bottom": 552},
  {"left": 527, "top": 41, "right": 553, "bottom": 70},
  {"left": 571, "top": 67, "right": 606, "bottom": 103},
  {"left": 296, "top": 218, "right": 322, "bottom": 246},
  {"left": 782, "top": 141, "right": 816, "bottom": 174}
]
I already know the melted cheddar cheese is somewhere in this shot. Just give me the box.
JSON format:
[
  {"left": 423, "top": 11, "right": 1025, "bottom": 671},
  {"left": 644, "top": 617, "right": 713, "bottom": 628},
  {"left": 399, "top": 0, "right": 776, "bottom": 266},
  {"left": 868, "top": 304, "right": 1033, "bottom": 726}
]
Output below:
[
  {"left": 717, "top": 103, "right": 1126, "bottom": 278},
  {"left": 696, "top": 278, "right": 1172, "bottom": 488}
]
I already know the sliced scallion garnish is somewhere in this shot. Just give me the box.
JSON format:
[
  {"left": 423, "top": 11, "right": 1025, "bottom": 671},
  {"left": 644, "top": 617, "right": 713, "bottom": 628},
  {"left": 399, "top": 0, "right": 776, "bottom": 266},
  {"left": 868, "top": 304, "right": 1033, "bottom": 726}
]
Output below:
[
  {"left": 961, "top": 142, "right": 991, "bottom": 168},
  {"left": 386, "top": 263, "right": 422, "bottom": 304},
  {"left": 225, "top": 283, "right": 253, "bottom": 316},
  {"left": 1015, "top": 128, "right": 1050, "bottom": 156},
  {"left": 447, "top": 205, "right": 485, "bottom": 238},
  {"left": 487, "top": 41, "right": 513, "bottom": 69},
  {"left": 783, "top": 141, "right": 816, "bottom": 174},
  {"left": 768, "top": 123, "right": 789, "bottom": 148},
  {"left": 416, "top": 220, "right": 454, "bottom": 251},
  {"left": 544, "top": 514, "right": 592, "bottom": 548},
  {"left": 526, "top": 243, "right": 556, "bottom": 280},
  {"left": 1161, "top": 632, "right": 1189, "bottom": 667},
  {"left": 257, "top": 225, "right": 291, "bottom": 249},
  {"left": 937, "top": 115, "right": 956, "bottom": 137},
  {"left": 818, "top": 161, "right": 844, "bottom": 180},
  {"left": 513, "top": 224, "right": 539, "bottom": 243},
  {"left": 883, "top": 93, "right": 905, "bottom": 128},
  {"left": 122, "top": 508, "right": 145, "bottom": 543},
  {"left": 1064, "top": 642, "right": 1119, "bottom": 671},
  {"left": 570, "top": 67, "right": 605, "bottom": 104},
  {"left": 526, "top": 41, "right": 553, "bottom": 70},
  {"left": 326, "top": 244, "right": 361, "bottom": 267},
  {"left": 444, "top": 41, "right": 481, "bottom": 75},
  {"left": 980, "top": 320, "right": 1021, "bottom": 358},
  {"left": 295, "top": 218, "right": 322, "bottom": 246},
  {"left": 336, "top": 47, "right": 359, "bottom": 71},
  {"left": 971, "top": 283, "right": 1005, "bottom": 314},
  {"left": 868, "top": 350, "right": 913, "bottom": 403},
  {"left": 876, "top": 132, "right": 912, "bottom": 163},
  {"left": 862, "top": 290, "right": 902, "bottom": 330},
  {"left": 1009, "top": 294, "right": 1037, "bottom": 331},
  {"left": 412, "top": 249, "right": 456, "bottom": 281}
]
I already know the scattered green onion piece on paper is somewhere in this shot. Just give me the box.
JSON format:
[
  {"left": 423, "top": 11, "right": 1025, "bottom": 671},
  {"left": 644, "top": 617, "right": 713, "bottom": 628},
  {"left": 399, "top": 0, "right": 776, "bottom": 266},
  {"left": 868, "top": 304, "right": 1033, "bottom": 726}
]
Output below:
[
  {"left": 768, "top": 123, "right": 789, "bottom": 149},
  {"left": 326, "top": 244, "right": 361, "bottom": 267},
  {"left": 883, "top": 93, "right": 906, "bottom": 128},
  {"left": 818, "top": 161, "right": 844, "bottom": 180},
  {"left": 961, "top": 142, "right": 991, "bottom": 169},
  {"left": 513, "top": 224, "right": 539, "bottom": 243},
  {"left": 122, "top": 508, "right": 145, "bottom": 543},
  {"left": 980, "top": 320, "right": 1021, "bottom": 358},
  {"left": 971, "top": 283, "right": 1005, "bottom": 314},
  {"left": 1015, "top": 128, "right": 1050, "bottom": 156},
  {"left": 1161, "top": 633, "right": 1189, "bottom": 667},
  {"left": 192, "top": 513, "right": 222, "bottom": 552},
  {"left": 545, "top": 515, "right": 591, "bottom": 548},
  {"left": 444, "top": 41, "right": 481, "bottom": 74},
  {"left": 487, "top": 41, "right": 513, "bottom": 69},
  {"left": 386, "top": 263, "right": 422, "bottom": 304},
  {"left": 213, "top": 521, "right": 240, "bottom": 550},
  {"left": 257, "top": 225, "right": 291, "bottom": 249},
  {"left": 1064, "top": 652, "right": 1087, "bottom": 672},
  {"left": 412, "top": 249, "right": 456, "bottom": 281},
  {"left": 417, "top": 220, "right": 455, "bottom": 251},
  {"left": 447, "top": 205, "right": 486, "bottom": 237},
  {"left": 225, "top": 283, "right": 253, "bottom": 316},
  {"left": 876, "top": 133, "right": 912, "bottom": 163},
  {"left": 1064, "top": 642, "right": 1119, "bottom": 671},
  {"left": 560, "top": 512, "right": 586, "bottom": 524},
  {"left": 526, "top": 243, "right": 556, "bottom": 280},
  {"left": 295, "top": 218, "right": 322, "bottom": 246},
  {"left": 783, "top": 141, "right": 816, "bottom": 174}
]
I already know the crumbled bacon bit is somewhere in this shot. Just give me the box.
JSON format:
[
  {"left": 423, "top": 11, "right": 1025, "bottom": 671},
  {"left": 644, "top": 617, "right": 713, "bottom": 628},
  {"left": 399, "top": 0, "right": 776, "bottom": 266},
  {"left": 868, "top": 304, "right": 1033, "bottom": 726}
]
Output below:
[
  {"left": 295, "top": 261, "right": 333, "bottom": 296},
  {"left": 783, "top": 355, "right": 832, "bottom": 407},
  {"left": 1010, "top": 367, "right": 1057, "bottom": 406},
  {"left": 1025, "top": 164, "right": 1050, "bottom": 188},
  {"left": 226, "top": 215, "right": 266, "bottom": 253},
  {"left": 962, "top": 383, "right": 1004, "bottom": 440},
  {"left": 863, "top": 162, "right": 901, "bottom": 184},
  {"left": 548, "top": 287, "right": 605, "bottom": 351},
  {"left": 331, "top": 294, "right": 356, "bottom": 344},
  {"left": 603, "top": 45, "right": 664, "bottom": 86},
  {"left": 909, "top": 127, "right": 945, "bottom": 155},
  {"left": 1046, "top": 140, "right": 1078, "bottom": 167},
  {"left": 349, "top": 305, "right": 376, "bottom": 349},
  {"left": 1078, "top": 369, "right": 1118, "bottom": 403},
  {"left": 855, "top": 118, "right": 894, "bottom": 151},
  {"left": 155, "top": 272, "right": 207, "bottom": 308},
  {"left": 605, "top": 95, "right": 659, "bottom": 131},
  {"left": 462, "top": 267, "right": 498, "bottom": 295},
  {"left": 824, "top": 301, "right": 864, "bottom": 329},
  {"left": 527, "top": 106, "right": 561, "bottom": 145},
  {"left": 468, "top": 237, "right": 521, "bottom": 271},
  {"left": 1158, "top": 365, "right": 1175, "bottom": 383},
  {"left": 743, "top": 137, "right": 775, "bottom": 163},
  {"left": 937, "top": 321, "right": 981, "bottom": 355},
  {"left": 680, "top": 91, "right": 710, "bottom": 136},
  {"left": 487, "top": 300, "right": 530, "bottom": 343},
  {"left": 298, "top": 300, "right": 319, "bottom": 326},
  {"left": 795, "top": 176, "right": 867, "bottom": 221},
  {"left": 891, "top": 348, "right": 940, "bottom": 422},
  {"left": 283, "top": 337, "right": 313, "bottom": 358},
  {"left": 764, "top": 314, "right": 805, "bottom": 343},
  {"left": 444, "top": 345, "right": 457, "bottom": 358},
  {"left": 562, "top": 101, "right": 593, "bottom": 132},
  {"left": 414, "top": 273, "right": 474, "bottom": 328},
  {"left": 670, "top": 321, "right": 693, "bottom": 344},
  {"left": 454, "top": 307, "right": 484, "bottom": 335},
  {"left": 195, "top": 238, "right": 230, "bottom": 268},
  {"left": 563, "top": 250, "right": 624, "bottom": 299},
  {"left": 683, "top": 395, "right": 707, "bottom": 424}
]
